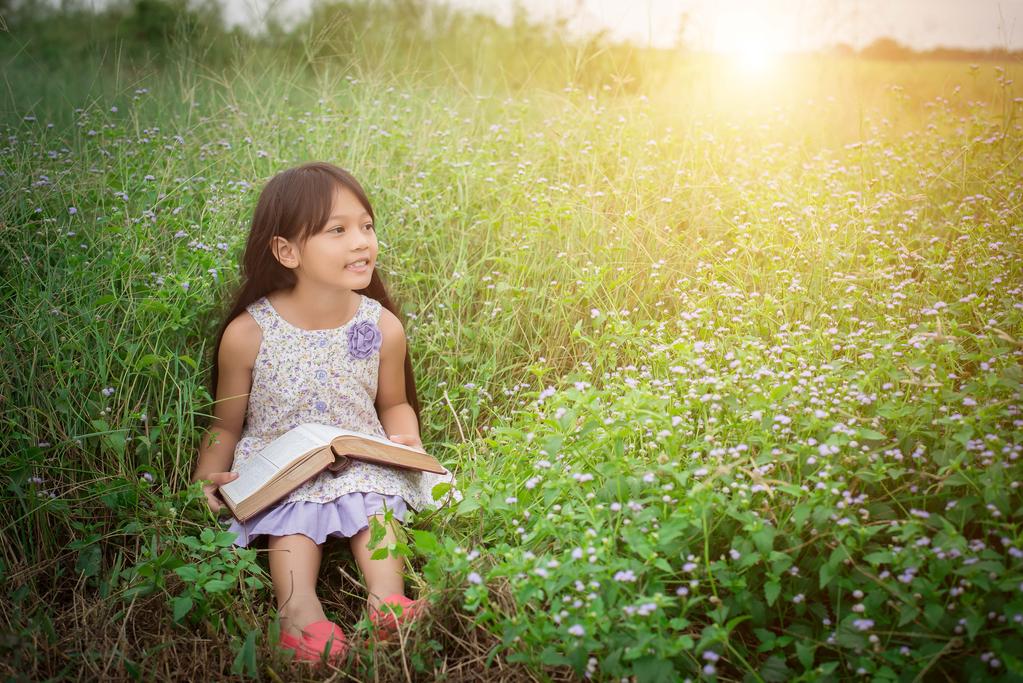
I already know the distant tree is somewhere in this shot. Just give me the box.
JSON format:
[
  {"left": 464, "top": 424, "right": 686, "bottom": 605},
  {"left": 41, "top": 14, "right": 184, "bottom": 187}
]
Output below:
[
  {"left": 860, "top": 37, "right": 913, "bottom": 60},
  {"left": 828, "top": 42, "right": 855, "bottom": 57}
]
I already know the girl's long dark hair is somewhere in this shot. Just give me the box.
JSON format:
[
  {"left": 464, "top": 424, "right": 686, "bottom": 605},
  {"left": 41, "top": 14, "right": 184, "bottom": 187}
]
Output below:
[{"left": 207, "top": 162, "right": 421, "bottom": 427}]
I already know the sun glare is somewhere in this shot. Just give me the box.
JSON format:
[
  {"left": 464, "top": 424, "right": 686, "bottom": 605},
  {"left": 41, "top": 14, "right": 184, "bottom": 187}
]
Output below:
[
  {"left": 731, "top": 42, "right": 779, "bottom": 73},
  {"left": 711, "top": 17, "right": 785, "bottom": 75}
]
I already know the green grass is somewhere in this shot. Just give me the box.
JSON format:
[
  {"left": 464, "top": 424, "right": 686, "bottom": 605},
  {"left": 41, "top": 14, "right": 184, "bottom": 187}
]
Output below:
[{"left": 2, "top": 3, "right": 1022, "bottom": 680}]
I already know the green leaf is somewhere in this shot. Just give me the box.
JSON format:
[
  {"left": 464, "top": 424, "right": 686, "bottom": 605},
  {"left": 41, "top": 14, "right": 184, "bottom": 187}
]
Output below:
[
  {"left": 199, "top": 528, "right": 214, "bottom": 545},
  {"left": 791, "top": 504, "right": 811, "bottom": 529},
  {"left": 863, "top": 551, "right": 892, "bottom": 565},
  {"left": 90, "top": 419, "right": 125, "bottom": 457},
  {"left": 754, "top": 627, "right": 776, "bottom": 651},
  {"left": 795, "top": 641, "right": 815, "bottom": 669},
  {"left": 876, "top": 404, "right": 909, "bottom": 419},
  {"left": 776, "top": 483, "right": 804, "bottom": 497},
  {"left": 213, "top": 530, "right": 238, "bottom": 547},
  {"left": 203, "top": 579, "right": 231, "bottom": 593},
  {"left": 75, "top": 545, "right": 102, "bottom": 578},
  {"left": 752, "top": 526, "right": 776, "bottom": 554},
  {"left": 828, "top": 544, "right": 850, "bottom": 567},
  {"left": 410, "top": 529, "right": 440, "bottom": 554},
  {"left": 898, "top": 603, "right": 919, "bottom": 627},
  {"left": 456, "top": 495, "right": 480, "bottom": 516},
  {"left": 178, "top": 536, "right": 201, "bottom": 551},
  {"left": 764, "top": 580, "right": 781, "bottom": 606},
  {"left": 964, "top": 612, "right": 985, "bottom": 640},
  {"left": 656, "top": 518, "right": 687, "bottom": 547},
  {"left": 633, "top": 655, "right": 676, "bottom": 683},
  {"left": 819, "top": 562, "right": 836, "bottom": 589},
  {"left": 172, "top": 595, "right": 193, "bottom": 622},
  {"left": 539, "top": 647, "right": 571, "bottom": 666},
  {"left": 120, "top": 521, "right": 143, "bottom": 534},
  {"left": 135, "top": 353, "right": 164, "bottom": 371},
  {"left": 739, "top": 551, "right": 762, "bottom": 568},
  {"left": 856, "top": 428, "right": 886, "bottom": 441},
  {"left": 230, "top": 628, "right": 259, "bottom": 677},
  {"left": 564, "top": 645, "right": 589, "bottom": 676},
  {"left": 174, "top": 565, "right": 198, "bottom": 582},
  {"left": 952, "top": 425, "right": 974, "bottom": 446},
  {"left": 834, "top": 626, "right": 866, "bottom": 650},
  {"left": 368, "top": 516, "right": 387, "bottom": 547},
  {"left": 760, "top": 655, "right": 791, "bottom": 682},
  {"left": 431, "top": 482, "right": 452, "bottom": 501},
  {"left": 725, "top": 614, "right": 751, "bottom": 633},
  {"left": 768, "top": 551, "right": 793, "bottom": 573},
  {"left": 924, "top": 603, "right": 945, "bottom": 628}
]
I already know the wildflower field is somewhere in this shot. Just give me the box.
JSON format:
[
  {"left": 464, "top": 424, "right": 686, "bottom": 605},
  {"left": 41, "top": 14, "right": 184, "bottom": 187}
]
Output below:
[{"left": 2, "top": 3, "right": 1023, "bottom": 681}]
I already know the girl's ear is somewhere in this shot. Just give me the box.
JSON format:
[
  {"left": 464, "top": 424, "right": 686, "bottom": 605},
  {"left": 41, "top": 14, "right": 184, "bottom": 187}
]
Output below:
[{"left": 270, "top": 236, "right": 300, "bottom": 269}]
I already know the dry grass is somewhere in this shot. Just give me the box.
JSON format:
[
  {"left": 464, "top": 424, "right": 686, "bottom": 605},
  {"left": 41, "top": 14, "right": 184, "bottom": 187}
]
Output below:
[{"left": 0, "top": 544, "right": 574, "bottom": 682}]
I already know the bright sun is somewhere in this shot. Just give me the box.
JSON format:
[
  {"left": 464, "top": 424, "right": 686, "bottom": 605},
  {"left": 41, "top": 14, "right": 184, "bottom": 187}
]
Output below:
[
  {"left": 711, "top": 18, "right": 784, "bottom": 74},
  {"left": 730, "top": 42, "right": 779, "bottom": 73}
]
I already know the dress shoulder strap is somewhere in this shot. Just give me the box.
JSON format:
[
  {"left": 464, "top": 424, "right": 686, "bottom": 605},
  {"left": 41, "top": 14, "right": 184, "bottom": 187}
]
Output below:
[
  {"left": 360, "top": 294, "right": 384, "bottom": 323},
  {"left": 245, "top": 296, "right": 274, "bottom": 331}
]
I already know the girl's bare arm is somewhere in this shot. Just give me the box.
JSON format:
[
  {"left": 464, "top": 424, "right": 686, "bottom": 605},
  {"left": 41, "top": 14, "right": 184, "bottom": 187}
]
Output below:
[{"left": 192, "top": 313, "right": 261, "bottom": 483}]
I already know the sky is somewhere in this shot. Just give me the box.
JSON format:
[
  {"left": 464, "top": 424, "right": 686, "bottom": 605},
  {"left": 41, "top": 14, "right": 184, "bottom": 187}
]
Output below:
[
  {"left": 431, "top": 0, "right": 1023, "bottom": 51},
  {"left": 92, "top": 0, "right": 1023, "bottom": 51}
]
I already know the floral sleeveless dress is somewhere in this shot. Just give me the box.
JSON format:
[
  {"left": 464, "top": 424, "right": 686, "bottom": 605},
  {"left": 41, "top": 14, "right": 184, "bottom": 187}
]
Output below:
[{"left": 225, "top": 292, "right": 460, "bottom": 547}]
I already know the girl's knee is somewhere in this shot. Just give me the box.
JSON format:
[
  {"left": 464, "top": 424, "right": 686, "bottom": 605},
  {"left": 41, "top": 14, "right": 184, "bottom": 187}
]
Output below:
[{"left": 268, "top": 532, "right": 322, "bottom": 550}]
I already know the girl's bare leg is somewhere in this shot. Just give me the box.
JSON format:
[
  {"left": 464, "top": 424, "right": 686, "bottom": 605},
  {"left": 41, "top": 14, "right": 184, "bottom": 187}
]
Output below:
[
  {"left": 349, "top": 514, "right": 404, "bottom": 612},
  {"left": 267, "top": 533, "right": 328, "bottom": 637}
]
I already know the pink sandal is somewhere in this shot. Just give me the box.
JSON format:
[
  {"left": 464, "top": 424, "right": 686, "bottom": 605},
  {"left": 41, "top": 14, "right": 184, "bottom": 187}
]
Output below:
[
  {"left": 368, "top": 594, "right": 424, "bottom": 641},
  {"left": 277, "top": 620, "right": 348, "bottom": 663}
]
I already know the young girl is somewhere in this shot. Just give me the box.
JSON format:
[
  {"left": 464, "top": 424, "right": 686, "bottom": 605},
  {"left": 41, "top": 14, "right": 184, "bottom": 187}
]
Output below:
[{"left": 190, "top": 162, "right": 458, "bottom": 664}]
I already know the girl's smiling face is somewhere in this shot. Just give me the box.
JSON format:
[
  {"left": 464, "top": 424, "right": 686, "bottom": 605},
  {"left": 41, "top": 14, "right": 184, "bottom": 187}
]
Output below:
[{"left": 297, "top": 184, "right": 378, "bottom": 289}]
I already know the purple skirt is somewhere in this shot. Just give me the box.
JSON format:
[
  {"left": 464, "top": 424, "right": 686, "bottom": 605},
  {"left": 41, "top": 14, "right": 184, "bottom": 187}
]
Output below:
[{"left": 226, "top": 491, "right": 409, "bottom": 547}]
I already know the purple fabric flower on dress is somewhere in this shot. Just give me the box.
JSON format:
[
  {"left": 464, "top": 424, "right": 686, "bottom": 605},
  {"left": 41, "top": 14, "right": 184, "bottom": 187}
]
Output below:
[{"left": 348, "top": 320, "right": 382, "bottom": 360}]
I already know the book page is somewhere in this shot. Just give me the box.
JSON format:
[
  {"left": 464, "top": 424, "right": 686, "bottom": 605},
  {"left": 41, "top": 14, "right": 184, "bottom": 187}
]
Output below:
[
  {"left": 294, "top": 421, "right": 421, "bottom": 453},
  {"left": 333, "top": 429, "right": 421, "bottom": 453},
  {"left": 297, "top": 423, "right": 423, "bottom": 454},
  {"left": 296, "top": 423, "right": 351, "bottom": 447},
  {"left": 260, "top": 424, "right": 334, "bottom": 469},
  {"left": 354, "top": 430, "right": 421, "bottom": 451},
  {"left": 221, "top": 453, "right": 279, "bottom": 503},
  {"left": 220, "top": 424, "right": 336, "bottom": 504}
]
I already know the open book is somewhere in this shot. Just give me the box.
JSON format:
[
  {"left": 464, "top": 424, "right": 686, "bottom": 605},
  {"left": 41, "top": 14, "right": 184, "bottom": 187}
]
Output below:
[{"left": 219, "top": 423, "right": 448, "bottom": 522}]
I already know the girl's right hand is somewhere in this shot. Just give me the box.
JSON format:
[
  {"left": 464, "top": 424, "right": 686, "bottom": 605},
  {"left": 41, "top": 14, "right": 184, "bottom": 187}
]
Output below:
[{"left": 200, "top": 471, "right": 240, "bottom": 516}]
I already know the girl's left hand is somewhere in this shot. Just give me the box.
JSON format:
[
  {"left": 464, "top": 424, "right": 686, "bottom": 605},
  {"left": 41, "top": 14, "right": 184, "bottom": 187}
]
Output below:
[{"left": 388, "top": 433, "right": 426, "bottom": 453}]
